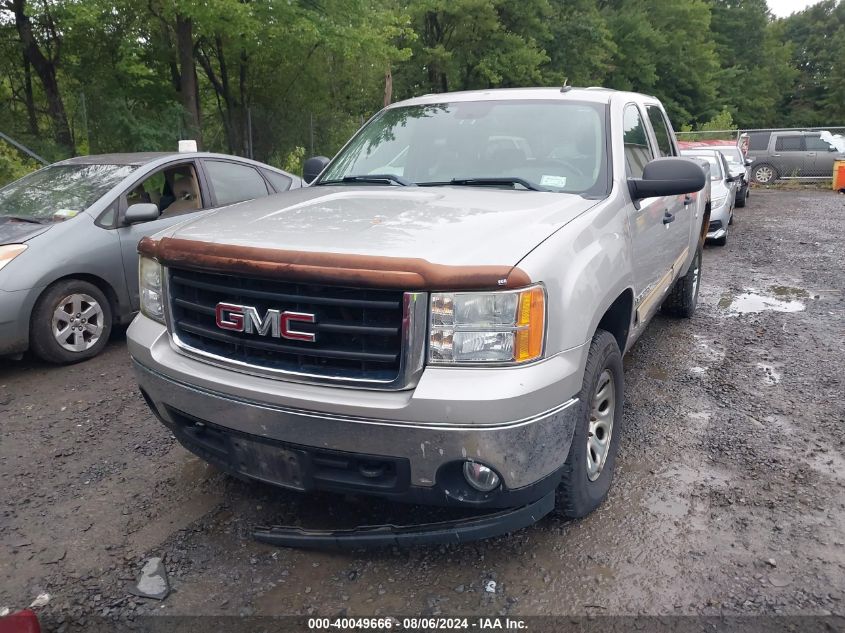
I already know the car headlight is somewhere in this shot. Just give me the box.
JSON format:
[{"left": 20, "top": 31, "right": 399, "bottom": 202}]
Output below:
[
  {"left": 139, "top": 256, "right": 165, "bottom": 323},
  {"left": 429, "top": 285, "right": 546, "bottom": 365},
  {"left": 0, "top": 244, "right": 27, "bottom": 272},
  {"left": 712, "top": 194, "right": 728, "bottom": 207}
]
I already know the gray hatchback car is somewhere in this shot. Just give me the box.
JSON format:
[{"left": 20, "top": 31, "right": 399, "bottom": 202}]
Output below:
[{"left": 0, "top": 151, "right": 301, "bottom": 363}]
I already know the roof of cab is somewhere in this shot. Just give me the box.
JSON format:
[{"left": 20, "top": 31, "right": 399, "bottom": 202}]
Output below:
[
  {"left": 56, "top": 152, "right": 177, "bottom": 166},
  {"left": 53, "top": 152, "right": 293, "bottom": 173},
  {"left": 392, "top": 86, "right": 658, "bottom": 108}
]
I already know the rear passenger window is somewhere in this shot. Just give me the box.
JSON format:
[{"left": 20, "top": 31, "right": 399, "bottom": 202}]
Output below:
[
  {"left": 262, "top": 169, "right": 293, "bottom": 192},
  {"left": 646, "top": 106, "right": 676, "bottom": 157},
  {"left": 205, "top": 161, "right": 269, "bottom": 206},
  {"left": 775, "top": 136, "right": 804, "bottom": 151},
  {"left": 805, "top": 135, "right": 833, "bottom": 151},
  {"left": 623, "top": 104, "right": 654, "bottom": 178}
]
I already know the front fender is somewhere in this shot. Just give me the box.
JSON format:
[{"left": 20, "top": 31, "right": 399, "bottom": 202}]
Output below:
[{"left": 517, "top": 195, "right": 635, "bottom": 356}]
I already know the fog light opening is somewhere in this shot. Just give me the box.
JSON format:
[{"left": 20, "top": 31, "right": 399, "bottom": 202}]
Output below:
[{"left": 463, "top": 461, "right": 501, "bottom": 492}]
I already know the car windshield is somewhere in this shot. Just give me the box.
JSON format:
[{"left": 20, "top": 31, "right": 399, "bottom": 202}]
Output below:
[
  {"left": 0, "top": 163, "right": 136, "bottom": 222},
  {"left": 319, "top": 100, "right": 609, "bottom": 195},
  {"left": 683, "top": 153, "right": 723, "bottom": 180},
  {"left": 713, "top": 146, "right": 744, "bottom": 165}
]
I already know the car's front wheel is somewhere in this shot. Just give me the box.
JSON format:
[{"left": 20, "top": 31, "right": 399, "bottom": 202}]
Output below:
[
  {"left": 752, "top": 163, "right": 777, "bottom": 184},
  {"left": 30, "top": 279, "right": 113, "bottom": 364},
  {"left": 556, "top": 329, "right": 624, "bottom": 518}
]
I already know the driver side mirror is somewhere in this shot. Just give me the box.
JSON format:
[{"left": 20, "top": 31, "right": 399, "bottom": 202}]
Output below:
[
  {"left": 745, "top": 158, "right": 753, "bottom": 166},
  {"left": 303, "top": 156, "right": 331, "bottom": 184},
  {"left": 628, "top": 157, "right": 706, "bottom": 200},
  {"left": 124, "top": 203, "right": 161, "bottom": 225}
]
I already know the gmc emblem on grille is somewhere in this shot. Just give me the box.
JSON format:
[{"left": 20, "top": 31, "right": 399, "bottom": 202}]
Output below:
[{"left": 215, "top": 303, "right": 316, "bottom": 342}]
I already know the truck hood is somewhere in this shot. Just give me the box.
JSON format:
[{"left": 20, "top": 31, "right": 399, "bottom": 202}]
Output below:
[
  {"left": 165, "top": 186, "right": 599, "bottom": 267},
  {"left": 0, "top": 218, "right": 53, "bottom": 245}
]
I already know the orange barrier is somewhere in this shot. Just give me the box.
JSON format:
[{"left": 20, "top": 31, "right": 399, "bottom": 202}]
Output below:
[{"left": 834, "top": 160, "right": 845, "bottom": 191}]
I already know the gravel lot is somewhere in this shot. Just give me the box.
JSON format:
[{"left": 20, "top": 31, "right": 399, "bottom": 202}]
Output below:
[{"left": 1, "top": 189, "right": 844, "bottom": 629}]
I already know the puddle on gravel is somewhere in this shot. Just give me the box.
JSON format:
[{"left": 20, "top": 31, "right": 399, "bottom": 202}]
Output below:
[
  {"left": 757, "top": 362, "right": 782, "bottom": 386},
  {"left": 719, "top": 287, "right": 806, "bottom": 314}
]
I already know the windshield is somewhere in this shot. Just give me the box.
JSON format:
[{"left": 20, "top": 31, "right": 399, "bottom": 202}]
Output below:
[
  {"left": 712, "top": 146, "right": 744, "bottom": 165},
  {"left": 319, "top": 100, "right": 609, "bottom": 195},
  {"left": 683, "top": 153, "right": 723, "bottom": 180},
  {"left": 0, "top": 163, "right": 136, "bottom": 222}
]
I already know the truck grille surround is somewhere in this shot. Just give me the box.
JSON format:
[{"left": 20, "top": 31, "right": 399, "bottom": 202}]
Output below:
[{"left": 166, "top": 267, "right": 416, "bottom": 385}]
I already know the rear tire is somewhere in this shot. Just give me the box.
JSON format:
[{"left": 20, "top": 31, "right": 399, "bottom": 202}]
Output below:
[
  {"left": 662, "top": 245, "right": 702, "bottom": 318},
  {"left": 556, "top": 329, "right": 624, "bottom": 519},
  {"left": 30, "top": 279, "right": 113, "bottom": 364}
]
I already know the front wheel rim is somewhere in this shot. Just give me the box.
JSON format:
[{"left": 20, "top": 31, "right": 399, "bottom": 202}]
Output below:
[
  {"left": 52, "top": 293, "right": 105, "bottom": 352},
  {"left": 756, "top": 166, "right": 773, "bottom": 183},
  {"left": 586, "top": 369, "right": 615, "bottom": 481}
]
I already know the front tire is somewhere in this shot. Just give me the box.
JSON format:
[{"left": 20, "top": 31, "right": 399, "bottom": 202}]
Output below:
[
  {"left": 556, "top": 329, "right": 624, "bottom": 519},
  {"left": 662, "top": 245, "right": 702, "bottom": 317},
  {"left": 30, "top": 280, "right": 113, "bottom": 364},
  {"left": 735, "top": 186, "right": 747, "bottom": 208},
  {"left": 752, "top": 163, "right": 777, "bottom": 184}
]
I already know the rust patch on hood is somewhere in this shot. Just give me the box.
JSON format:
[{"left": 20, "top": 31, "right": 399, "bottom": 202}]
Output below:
[{"left": 138, "top": 237, "right": 531, "bottom": 291}]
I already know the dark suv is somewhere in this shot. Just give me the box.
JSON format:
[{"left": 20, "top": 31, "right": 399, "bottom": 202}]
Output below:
[{"left": 747, "top": 131, "right": 844, "bottom": 184}]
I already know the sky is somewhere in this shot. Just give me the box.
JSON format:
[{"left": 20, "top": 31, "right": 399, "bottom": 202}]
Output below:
[{"left": 768, "top": 0, "right": 826, "bottom": 17}]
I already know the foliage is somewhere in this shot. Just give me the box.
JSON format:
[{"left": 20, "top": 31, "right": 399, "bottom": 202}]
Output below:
[
  {"left": 0, "top": 142, "right": 38, "bottom": 186},
  {"left": 0, "top": 0, "right": 841, "bottom": 178}
]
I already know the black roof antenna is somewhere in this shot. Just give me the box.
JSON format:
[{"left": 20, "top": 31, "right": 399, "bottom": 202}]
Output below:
[{"left": 560, "top": 78, "right": 572, "bottom": 93}]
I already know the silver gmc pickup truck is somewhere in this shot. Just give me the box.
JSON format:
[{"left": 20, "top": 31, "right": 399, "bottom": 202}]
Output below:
[{"left": 128, "top": 87, "right": 710, "bottom": 546}]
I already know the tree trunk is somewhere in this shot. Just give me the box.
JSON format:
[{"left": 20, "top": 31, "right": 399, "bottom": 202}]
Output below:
[
  {"left": 10, "top": 0, "right": 72, "bottom": 152},
  {"left": 21, "top": 52, "right": 38, "bottom": 135},
  {"left": 175, "top": 13, "right": 202, "bottom": 147},
  {"left": 383, "top": 66, "right": 393, "bottom": 107}
]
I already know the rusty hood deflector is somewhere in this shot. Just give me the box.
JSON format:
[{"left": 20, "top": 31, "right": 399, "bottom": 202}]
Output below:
[{"left": 138, "top": 237, "right": 531, "bottom": 291}]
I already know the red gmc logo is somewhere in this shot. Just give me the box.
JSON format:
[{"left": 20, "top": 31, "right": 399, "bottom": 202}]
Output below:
[{"left": 215, "top": 303, "right": 316, "bottom": 342}]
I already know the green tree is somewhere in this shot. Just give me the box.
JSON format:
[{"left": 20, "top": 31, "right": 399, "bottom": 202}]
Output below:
[
  {"left": 393, "top": 0, "right": 550, "bottom": 97},
  {"left": 779, "top": 0, "right": 845, "bottom": 126}
]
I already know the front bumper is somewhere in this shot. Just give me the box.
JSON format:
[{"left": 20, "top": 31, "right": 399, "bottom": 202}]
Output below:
[
  {"left": 706, "top": 199, "right": 732, "bottom": 240},
  {"left": 0, "top": 286, "right": 41, "bottom": 356},
  {"left": 129, "top": 314, "right": 585, "bottom": 508}
]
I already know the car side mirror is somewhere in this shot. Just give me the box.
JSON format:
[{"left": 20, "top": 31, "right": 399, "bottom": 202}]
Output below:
[
  {"left": 303, "top": 156, "right": 331, "bottom": 184},
  {"left": 745, "top": 158, "right": 753, "bottom": 166},
  {"left": 628, "top": 157, "right": 706, "bottom": 200},
  {"left": 124, "top": 203, "right": 161, "bottom": 225}
]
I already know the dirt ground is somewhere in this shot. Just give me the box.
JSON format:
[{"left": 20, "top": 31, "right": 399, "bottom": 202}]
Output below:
[{"left": 1, "top": 189, "right": 844, "bottom": 630}]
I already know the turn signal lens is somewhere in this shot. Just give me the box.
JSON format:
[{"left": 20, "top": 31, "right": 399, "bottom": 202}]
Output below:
[{"left": 515, "top": 285, "right": 545, "bottom": 362}]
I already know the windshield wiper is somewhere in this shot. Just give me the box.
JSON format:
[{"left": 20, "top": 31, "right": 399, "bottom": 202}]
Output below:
[
  {"left": 0, "top": 214, "right": 46, "bottom": 224},
  {"left": 418, "top": 177, "right": 544, "bottom": 192},
  {"left": 319, "top": 174, "right": 416, "bottom": 187}
]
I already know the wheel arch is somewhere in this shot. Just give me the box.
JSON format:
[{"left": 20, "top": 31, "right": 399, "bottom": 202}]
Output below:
[
  {"left": 595, "top": 288, "right": 634, "bottom": 354},
  {"left": 33, "top": 273, "right": 121, "bottom": 324}
]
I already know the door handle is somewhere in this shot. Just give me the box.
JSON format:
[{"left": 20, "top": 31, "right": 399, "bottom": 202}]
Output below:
[{"left": 663, "top": 211, "right": 675, "bottom": 224}]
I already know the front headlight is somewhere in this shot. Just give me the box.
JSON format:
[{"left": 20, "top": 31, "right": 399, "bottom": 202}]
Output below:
[
  {"left": 139, "top": 256, "right": 165, "bottom": 323},
  {"left": 0, "top": 244, "right": 27, "bottom": 272},
  {"left": 711, "top": 194, "right": 728, "bottom": 208},
  {"left": 429, "top": 285, "right": 546, "bottom": 365}
]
